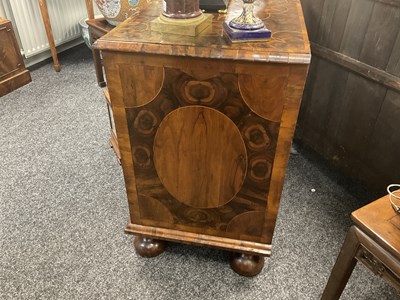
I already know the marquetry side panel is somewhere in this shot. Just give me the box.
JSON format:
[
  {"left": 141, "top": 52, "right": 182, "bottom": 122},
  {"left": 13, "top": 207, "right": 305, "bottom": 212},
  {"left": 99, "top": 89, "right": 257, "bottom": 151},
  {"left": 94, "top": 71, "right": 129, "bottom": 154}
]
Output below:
[
  {"left": 104, "top": 52, "right": 308, "bottom": 246},
  {"left": 125, "top": 66, "right": 280, "bottom": 243}
]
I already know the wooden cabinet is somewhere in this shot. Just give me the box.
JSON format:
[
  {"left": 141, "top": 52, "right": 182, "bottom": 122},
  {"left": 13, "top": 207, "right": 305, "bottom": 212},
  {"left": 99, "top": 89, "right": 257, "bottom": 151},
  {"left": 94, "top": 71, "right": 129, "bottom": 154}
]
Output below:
[
  {"left": 0, "top": 17, "right": 31, "bottom": 97},
  {"left": 95, "top": 0, "right": 310, "bottom": 276}
]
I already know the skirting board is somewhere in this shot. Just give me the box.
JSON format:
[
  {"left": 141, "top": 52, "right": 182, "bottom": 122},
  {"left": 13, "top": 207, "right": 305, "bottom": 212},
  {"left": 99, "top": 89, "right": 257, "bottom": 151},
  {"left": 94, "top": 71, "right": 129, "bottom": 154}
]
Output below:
[{"left": 25, "top": 38, "right": 84, "bottom": 69}]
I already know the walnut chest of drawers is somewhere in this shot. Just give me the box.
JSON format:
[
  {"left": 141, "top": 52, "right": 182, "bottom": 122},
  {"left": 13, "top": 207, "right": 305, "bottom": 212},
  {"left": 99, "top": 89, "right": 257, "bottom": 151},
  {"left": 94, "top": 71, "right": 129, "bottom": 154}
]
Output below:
[
  {"left": 0, "top": 17, "right": 31, "bottom": 97},
  {"left": 95, "top": 0, "right": 310, "bottom": 276}
]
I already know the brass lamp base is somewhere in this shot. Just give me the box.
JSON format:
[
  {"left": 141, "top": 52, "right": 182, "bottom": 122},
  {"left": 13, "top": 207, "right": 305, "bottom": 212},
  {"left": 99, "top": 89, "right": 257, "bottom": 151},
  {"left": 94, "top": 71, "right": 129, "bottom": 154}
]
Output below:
[{"left": 151, "top": 14, "right": 213, "bottom": 37}]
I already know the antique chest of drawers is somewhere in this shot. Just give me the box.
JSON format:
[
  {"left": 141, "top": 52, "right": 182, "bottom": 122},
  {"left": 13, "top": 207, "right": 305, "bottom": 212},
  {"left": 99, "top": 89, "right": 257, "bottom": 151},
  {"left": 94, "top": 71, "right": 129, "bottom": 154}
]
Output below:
[
  {"left": 0, "top": 17, "right": 31, "bottom": 97},
  {"left": 95, "top": 0, "right": 310, "bottom": 276}
]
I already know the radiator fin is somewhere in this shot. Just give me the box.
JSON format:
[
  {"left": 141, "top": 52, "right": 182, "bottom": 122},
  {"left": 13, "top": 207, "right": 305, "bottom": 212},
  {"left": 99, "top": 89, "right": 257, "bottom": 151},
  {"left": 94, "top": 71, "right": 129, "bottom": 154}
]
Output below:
[{"left": 8, "top": 0, "right": 88, "bottom": 58}]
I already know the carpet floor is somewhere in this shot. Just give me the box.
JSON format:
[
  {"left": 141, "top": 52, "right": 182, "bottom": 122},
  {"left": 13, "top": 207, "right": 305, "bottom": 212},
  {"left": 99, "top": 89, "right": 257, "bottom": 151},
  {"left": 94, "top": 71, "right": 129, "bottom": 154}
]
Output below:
[{"left": 0, "top": 45, "right": 398, "bottom": 300}]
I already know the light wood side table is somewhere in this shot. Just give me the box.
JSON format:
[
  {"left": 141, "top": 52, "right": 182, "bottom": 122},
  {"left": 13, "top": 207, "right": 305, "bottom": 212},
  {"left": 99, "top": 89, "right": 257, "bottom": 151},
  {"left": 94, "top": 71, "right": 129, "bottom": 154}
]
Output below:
[
  {"left": 37, "top": 0, "right": 95, "bottom": 72},
  {"left": 322, "top": 195, "right": 400, "bottom": 299}
]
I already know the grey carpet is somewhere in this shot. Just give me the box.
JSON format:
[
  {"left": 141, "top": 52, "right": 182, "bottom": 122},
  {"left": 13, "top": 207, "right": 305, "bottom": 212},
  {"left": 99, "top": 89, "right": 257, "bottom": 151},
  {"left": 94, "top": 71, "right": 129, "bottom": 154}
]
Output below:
[{"left": 0, "top": 45, "right": 398, "bottom": 300}]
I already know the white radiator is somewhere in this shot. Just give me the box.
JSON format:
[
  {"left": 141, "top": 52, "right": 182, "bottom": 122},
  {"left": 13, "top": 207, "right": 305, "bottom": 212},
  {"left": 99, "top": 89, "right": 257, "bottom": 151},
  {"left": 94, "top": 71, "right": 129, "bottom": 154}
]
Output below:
[
  {"left": 2, "top": 0, "right": 89, "bottom": 58},
  {"left": 0, "top": 1, "right": 12, "bottom": 18}
]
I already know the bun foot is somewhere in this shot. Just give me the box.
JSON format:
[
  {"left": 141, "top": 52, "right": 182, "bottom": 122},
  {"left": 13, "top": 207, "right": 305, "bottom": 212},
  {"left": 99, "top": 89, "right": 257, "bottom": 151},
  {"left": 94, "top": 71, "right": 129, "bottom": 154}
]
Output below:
[
  {"left": 134, "top": 235, "right": 167, "bottom": 257},
  {"left": 230, "top": 252, "right": 265, "bottom": 277}
]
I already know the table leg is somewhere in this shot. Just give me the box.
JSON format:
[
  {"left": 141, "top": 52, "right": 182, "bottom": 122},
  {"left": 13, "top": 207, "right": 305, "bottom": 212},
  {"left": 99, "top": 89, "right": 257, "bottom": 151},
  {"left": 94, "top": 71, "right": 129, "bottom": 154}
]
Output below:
[
  {"left": 321, "top": 226, "right": 361, "bottom": 300},
  {"left": 134, "top": 235, "right": 167, "bottom": 257},
  {"left": 85, "top": 0, "right": 95, "bottom": 20},
  {"left": 37, "top": 0, "right": 61, "bottom": 72},
  {"left": 89, "top": 31, "right": 106, "bottom": 87},
  {"left": 230, "top": 252, "right": 265, "bottom": 277}
]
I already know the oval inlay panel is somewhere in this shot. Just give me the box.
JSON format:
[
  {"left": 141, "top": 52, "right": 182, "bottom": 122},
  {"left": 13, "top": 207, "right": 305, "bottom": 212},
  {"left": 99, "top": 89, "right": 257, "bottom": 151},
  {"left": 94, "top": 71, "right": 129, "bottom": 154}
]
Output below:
[{"left": 153, "top": 106, "right": 247, "bottom": 208}]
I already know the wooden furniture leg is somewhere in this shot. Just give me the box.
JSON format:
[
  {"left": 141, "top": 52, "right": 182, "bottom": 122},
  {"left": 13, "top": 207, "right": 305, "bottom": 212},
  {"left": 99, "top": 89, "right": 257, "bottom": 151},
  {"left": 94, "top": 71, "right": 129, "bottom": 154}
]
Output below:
[
  {"left": 90, "top": 33, "right": 106, "bottom": 87},
  {"left": 37, "top": 0, "right": 61, "bottom": 72},
  {"left": 86, "top": 0, "right": 102, "bottom": 87},
  {"left": 85, "top": 0, "right": 95, "bottom": 20},
  {"left": 321, "top": 226, "right": 361, "bottom": 300},
  {"left": 86, "top": 16, "right": 111, "bottom": 87},
  {"left": 230, "top": 253, "right": 265, "bottom": 277},
  {"left": 134, "top": 235, "right": 167, "bottom": 257}
]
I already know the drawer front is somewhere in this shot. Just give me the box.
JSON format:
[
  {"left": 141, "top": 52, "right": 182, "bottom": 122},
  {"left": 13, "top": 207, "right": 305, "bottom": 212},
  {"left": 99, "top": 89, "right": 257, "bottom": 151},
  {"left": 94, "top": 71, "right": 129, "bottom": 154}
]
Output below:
[{"left": 357, "top": 246, "right": 400, "bottom": 292}]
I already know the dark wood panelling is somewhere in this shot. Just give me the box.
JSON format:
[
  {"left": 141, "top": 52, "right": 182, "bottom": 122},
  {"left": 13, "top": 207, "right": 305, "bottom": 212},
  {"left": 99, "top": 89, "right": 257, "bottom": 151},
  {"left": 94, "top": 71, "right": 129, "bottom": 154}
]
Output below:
[
  {"left": 332, "top": 74, "right": 387, "bottom": 157},
  {"left": 326, "top": 0, "right": 352, "bottom": 51},
  {"left": 299, "top": 58, "right": 349, "bottom": 147},
  {"left": 296, "top": 56, "right": 320, "bottom": 135},
  {"left": 359, "top": 2, "right": 400, "bottom": 69},
  {"left": 311, "top": 43, "right": 400, "bottom": 92},
  {"left": 387, "top": 31, "right": 400, "bottom": 76},
  {"left": 375, "top": 0, "right": 400, "bottom": 7},
  {"left": 339, "top": 0, "right": 375, "bottom": 59},
  {"left": 299, "top": 0, "right": 400, "bottom": 193},
  {"left": 365, "top": 90, "right": 400, "bottom": 183},
  {"left": 316, "top": 0, "right": 338, "bottom": 46},
  {"left": 375, "top": 0, "right": 400, "bottom": 6},
  {"left": 300, "top": 0, "right": 326, "bottom": 42}
]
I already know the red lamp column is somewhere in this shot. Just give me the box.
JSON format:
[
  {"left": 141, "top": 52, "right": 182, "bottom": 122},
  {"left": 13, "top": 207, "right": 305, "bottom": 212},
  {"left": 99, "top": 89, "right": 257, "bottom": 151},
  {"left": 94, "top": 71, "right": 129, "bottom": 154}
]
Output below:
[
  {"left": 151, "top": 0, "right": 212, "bottom": 36},
  {"left": 163, "top": 0, "right": 202, "bottom": 19}
]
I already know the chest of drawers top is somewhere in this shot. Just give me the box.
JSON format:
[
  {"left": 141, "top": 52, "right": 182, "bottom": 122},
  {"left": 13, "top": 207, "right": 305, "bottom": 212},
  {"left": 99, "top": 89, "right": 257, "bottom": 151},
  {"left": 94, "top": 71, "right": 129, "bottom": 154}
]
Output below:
[{"left": 95, "top": 0, "right": 310, "bottom": 64}]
